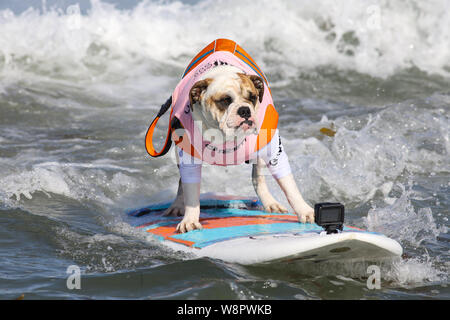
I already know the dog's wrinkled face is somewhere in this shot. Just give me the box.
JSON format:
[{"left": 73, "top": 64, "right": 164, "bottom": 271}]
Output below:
[{"left": 189, "top": 65, "right": 264, "bottom": 142}]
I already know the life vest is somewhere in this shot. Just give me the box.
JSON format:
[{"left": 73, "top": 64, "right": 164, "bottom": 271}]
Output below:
[{"left": 145, "top": 38, "right": 279, "bottom": 166}]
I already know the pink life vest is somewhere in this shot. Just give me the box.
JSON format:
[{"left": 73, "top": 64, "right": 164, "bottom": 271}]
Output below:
[{"left": 145, "top": 39, "right": 279, "bottom": 166}]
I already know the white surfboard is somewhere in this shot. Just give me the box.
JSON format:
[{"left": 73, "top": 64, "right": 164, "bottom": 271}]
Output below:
[{"left": 126, "top": 195, "right": 402, "bottom": 265}]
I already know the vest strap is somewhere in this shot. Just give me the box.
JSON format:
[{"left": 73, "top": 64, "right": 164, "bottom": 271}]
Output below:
[{"left": 145, "top": 96, "right": 173, "bottom": 157}]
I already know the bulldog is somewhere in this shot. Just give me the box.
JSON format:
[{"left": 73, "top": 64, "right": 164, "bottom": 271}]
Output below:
[{"left": 163, "top": 64, "right": 315, "bottom": 233}]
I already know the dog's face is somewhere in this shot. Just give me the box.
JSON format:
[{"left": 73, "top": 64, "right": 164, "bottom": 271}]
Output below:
[{"left": 189, "top": 66, "right": 264, "bottom": 142}]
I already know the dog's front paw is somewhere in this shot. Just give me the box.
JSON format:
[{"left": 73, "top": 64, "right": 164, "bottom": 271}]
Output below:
[
  {"left": 176, "top": 216, "right": 203, "bottom": 233},
  {"left": 163, "top": 202, "right": 185, "bottom": 217},
  {"left": 264, "top": 202, "right": 288, "bottom": 213},
  {"left": 296, "top": 207, "right": 315, "bottom": 224}
]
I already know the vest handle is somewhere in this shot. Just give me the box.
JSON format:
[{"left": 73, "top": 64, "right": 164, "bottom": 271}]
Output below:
[{"left": 145, "top": 96, "right": 173, "bottom": 157}]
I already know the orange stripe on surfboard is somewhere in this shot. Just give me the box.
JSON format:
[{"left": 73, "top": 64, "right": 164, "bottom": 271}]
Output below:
[{"left": 145, "top": 214, "right": 298, "bottom": 244}]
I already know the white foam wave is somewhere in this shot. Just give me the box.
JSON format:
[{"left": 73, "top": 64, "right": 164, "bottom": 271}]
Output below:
[
  {"left": 54, "top": 226, "right": 180, "bottom": 272},
  {"left": 362, "top": 181, "right": 448, "bottom": 287},
  {"left": 0, "top": 162, "right": 143, "bottom": 206},
  {"left": 384, "top": 255, "right": 447, "bottom": 287},
  {"left": 0, "top": 0, "right": 449, "bottom": 84},
  {"left": 0, "top": 166, "right": 72, "bottom": 201},
  {"left": 364, "top": 182, "right": 447, "bottom": 247}
]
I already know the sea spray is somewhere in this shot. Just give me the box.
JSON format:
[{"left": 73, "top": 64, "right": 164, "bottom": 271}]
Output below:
[{"left": 0, "top": 0, "right": 449, "bottom": 83}]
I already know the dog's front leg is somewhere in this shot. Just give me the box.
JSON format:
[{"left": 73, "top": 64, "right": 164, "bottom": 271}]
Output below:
[
  {"left": 176, "top": 182, "right": 202, "bottom": 233},
  {"left": 169, "top": 147, "right": 202, "bottom": 233},
  {"left": 275, "top": 174, "right": 314, "bottom": 223},
  {"left": 163, "top": 178, "right": 185, "bottom": 217},
  {"left": 164, "top": 148, "right": 185, "bottom": 216},
  {"left": 255, "top": 130, "right": 314, "bottom": 223},
  {"left": 252, "top": 158, "right": 288, "bottom": 213}
]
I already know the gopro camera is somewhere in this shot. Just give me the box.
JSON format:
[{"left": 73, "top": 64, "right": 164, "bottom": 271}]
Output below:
[{"left": 314, "top": 202, "right": 345, "bottom": 234}]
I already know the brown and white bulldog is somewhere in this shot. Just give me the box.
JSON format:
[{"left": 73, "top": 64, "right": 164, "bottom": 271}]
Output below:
[{"left": 164, "top": 65, "right": 314, "bottom": 233}]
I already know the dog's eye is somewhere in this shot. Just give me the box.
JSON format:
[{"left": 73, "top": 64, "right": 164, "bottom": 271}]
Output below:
[
  {"left": 248, "top": 93, "right": 257, "bottom": 105},
  {"left": 216, "top": 96, "right": 232, "bottom": 109}
]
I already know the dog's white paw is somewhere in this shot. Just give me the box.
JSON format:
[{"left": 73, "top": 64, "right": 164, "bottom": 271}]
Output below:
[
  {"left": 264, "top": 202, "right": 288, "bottom": 213},
  {"left": 176, "top": 217, "right": 203, "bottom": 233},
  {"left": 296, "top": 207, "right": 315, "bottom": 224},
  {"left": 163, "top": 202, "right": 185, "bottom": 217}
]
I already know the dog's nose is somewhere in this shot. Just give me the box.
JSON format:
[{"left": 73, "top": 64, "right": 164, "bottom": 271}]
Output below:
[{"left": 237, "top": 106, "right": 251, "bottom": 119}]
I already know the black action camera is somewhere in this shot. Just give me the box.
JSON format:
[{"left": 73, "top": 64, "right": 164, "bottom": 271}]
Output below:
[{"left": 314, "top": 202, "right": 345, "bottom": 234}]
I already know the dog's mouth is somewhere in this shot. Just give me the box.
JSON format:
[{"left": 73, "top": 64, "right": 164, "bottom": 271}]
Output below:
[
  {"left": 223, "top": 113, "right": 257, "bottom": 137},
  {"left": 236, "top": 119, "right": 254, "bottom": 131}
]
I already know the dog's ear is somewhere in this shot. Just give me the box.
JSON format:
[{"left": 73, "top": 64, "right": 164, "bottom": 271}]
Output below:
[
  {"left": 189, "top": 79, "right": 212, "bottom": 110},
  {"left": 249, "top": 75, "right": 264, "bottom": 103}
]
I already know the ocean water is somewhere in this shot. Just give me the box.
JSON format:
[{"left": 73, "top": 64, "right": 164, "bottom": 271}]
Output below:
[{"left": 0, "top": 0, "right": 449, "bottom": 300}]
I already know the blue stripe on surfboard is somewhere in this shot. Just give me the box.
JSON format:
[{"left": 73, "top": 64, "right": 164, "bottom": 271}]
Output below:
[
  {"left": 201, "top": 208, "right": 295, "bottom": 217},
  {"left": 167, "top": 224, "right": 382, "bottom": 248},
  {"left": 170, "top": 222, "right": 321, "bottom": 248},
  {"left": 126, "top": 198, "right": 263, "bottom": 216},
  {"left": 137, "top": 216, "right": 384, "bottom": 247}
]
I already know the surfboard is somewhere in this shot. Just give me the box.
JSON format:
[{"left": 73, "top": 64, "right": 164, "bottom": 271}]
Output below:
[{"left": 125, "top": 194, "right": 402, "bottom": 265}]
